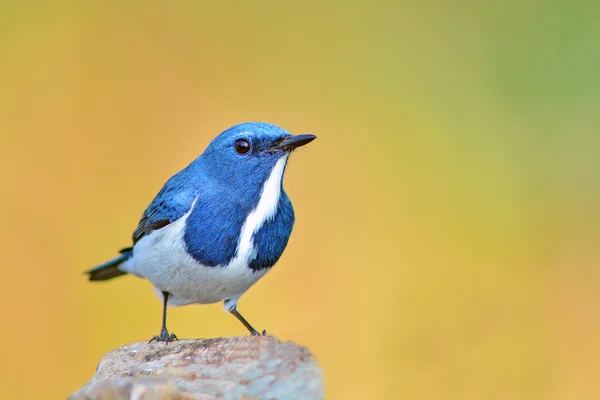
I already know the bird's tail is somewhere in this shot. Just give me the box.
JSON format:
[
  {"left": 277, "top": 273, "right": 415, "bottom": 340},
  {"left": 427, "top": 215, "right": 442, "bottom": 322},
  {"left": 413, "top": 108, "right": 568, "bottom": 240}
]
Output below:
[{"left": 86, "top": 247, "right": 132, "bottom": 281}]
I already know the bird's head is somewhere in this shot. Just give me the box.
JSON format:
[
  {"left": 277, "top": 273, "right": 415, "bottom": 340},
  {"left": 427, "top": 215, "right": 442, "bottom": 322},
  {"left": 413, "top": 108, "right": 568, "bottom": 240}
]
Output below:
[{"left": 199, "top": 122, "right": 316, "bottom": 188}]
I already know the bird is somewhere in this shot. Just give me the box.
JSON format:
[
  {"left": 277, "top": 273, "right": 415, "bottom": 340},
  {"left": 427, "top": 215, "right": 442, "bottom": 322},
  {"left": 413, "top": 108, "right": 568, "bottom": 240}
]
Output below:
[{"left": 85, "top": 122, "right": 316, "bottom": 342}]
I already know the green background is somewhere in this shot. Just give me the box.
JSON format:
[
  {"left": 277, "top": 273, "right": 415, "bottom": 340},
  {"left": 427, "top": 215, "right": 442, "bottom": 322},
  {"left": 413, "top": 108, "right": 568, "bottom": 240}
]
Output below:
[{"left": 1, "top": 1, "right": 598, "bottom": 398}]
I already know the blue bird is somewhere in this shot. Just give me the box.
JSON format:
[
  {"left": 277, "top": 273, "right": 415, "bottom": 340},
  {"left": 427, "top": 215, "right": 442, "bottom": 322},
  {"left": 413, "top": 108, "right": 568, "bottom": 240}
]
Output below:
[{"left": 86, "top": 122, "right": 316, "bottom": 342}]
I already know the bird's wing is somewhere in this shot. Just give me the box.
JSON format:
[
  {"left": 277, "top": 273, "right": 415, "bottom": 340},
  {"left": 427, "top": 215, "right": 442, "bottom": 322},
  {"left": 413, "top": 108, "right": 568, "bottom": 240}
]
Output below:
[{"left": 132, "top": 178, "right": 198, "bottom": 244}]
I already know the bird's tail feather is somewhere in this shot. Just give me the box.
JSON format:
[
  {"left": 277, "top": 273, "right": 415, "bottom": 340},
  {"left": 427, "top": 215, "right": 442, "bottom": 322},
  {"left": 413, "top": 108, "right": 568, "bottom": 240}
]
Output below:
[{"left": 86, "top": 247, "right": 132, "bottom": 281}]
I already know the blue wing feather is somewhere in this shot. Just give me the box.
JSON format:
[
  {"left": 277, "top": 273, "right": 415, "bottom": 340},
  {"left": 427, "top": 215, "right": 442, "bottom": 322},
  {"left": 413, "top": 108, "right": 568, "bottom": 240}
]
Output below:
[{"left": 132, "top": 171, "right": 198, "bottom": 244}]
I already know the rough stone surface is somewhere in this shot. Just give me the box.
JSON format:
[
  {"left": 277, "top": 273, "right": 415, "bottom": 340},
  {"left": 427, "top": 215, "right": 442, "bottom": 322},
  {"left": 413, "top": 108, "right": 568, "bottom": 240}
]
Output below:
[{"left": 69, "top": 336, "right": 324, "bottom": 400}]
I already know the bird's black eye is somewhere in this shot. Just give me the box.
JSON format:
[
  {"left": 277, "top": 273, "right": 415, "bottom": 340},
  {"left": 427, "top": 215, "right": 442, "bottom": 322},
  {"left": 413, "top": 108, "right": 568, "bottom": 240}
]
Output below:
[{"left": 234, "top": 139, "right": 251, "bottom": 155}]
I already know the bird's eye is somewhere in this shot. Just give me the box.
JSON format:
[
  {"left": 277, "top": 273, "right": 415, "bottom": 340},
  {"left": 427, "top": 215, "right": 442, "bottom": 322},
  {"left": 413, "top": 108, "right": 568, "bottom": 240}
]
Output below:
[{"left": 234, "top": 139, "right": 251, "bottom": 155}]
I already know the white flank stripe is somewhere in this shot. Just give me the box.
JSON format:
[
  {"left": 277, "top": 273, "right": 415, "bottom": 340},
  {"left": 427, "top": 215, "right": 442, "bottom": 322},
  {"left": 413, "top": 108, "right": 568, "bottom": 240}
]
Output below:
[{"left": 235, "top": 154, "right": 289, "bottom": 262}]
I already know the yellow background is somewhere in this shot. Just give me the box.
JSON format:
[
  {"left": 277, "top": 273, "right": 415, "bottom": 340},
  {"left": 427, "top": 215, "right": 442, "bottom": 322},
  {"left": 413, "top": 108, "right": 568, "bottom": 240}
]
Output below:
[{"left": 1, "top": 1, "right": 599, "bottom": 399}]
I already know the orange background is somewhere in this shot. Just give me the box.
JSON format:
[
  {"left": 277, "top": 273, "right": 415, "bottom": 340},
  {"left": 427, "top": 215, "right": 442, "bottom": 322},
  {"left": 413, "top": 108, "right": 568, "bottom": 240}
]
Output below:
[{"left": 1, "top": 2, "right": 599, "bottom": 399}]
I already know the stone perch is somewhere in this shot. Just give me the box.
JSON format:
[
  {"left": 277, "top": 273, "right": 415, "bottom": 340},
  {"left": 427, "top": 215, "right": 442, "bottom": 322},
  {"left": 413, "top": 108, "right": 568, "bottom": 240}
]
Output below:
[{"left": 69, "top": 336, "right": 324, "bottom": 400}]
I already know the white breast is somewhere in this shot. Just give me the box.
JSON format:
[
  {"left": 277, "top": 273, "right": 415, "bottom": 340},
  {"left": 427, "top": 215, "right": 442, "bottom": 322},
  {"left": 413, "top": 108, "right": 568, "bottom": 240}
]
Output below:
[{"left": 120, "top": 155, "right": 289, "bottom": 307}]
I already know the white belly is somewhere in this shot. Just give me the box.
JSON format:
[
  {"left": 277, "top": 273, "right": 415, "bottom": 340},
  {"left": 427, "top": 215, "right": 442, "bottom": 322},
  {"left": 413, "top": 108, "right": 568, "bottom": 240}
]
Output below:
[{"left": 120, "top": 208, "right": 268, "bottom": 306}]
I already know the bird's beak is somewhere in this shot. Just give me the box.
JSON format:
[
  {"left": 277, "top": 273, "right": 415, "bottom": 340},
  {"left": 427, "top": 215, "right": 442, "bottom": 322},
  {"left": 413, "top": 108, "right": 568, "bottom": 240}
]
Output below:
[{"left": 275, "top": 134, "right": 317, "bottom": 152}]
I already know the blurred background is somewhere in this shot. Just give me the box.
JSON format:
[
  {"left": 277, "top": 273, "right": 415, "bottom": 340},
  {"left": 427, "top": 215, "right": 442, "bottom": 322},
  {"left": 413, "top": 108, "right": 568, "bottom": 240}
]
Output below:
[{"left": 1, "top": 1, "right": 599, "bottom": 399}]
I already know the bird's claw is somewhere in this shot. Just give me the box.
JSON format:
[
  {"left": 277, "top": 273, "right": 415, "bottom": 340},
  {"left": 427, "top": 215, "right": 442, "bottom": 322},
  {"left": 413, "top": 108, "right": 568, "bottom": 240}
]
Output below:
[
  {"left": 251, "top": 329, "right": 268, "bottom": 336},
  {"left": 149, "top": 328, "right": 178, "bottom": 344}
]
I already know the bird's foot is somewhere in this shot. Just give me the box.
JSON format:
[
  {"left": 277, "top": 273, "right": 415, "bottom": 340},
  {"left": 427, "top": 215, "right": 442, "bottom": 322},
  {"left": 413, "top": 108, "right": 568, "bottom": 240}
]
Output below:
[
  {"left": 149, "top": 328, "right": 178, "bottom": 344},
  {"left": 251, "top": 329, "right": 268, "bottom": 336}
]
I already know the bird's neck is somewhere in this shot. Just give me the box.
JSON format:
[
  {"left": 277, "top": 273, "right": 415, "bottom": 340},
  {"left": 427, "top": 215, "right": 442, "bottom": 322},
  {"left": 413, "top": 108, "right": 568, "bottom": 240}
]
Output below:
[{"left": 183, "top": 155, "right": 291, "bottom": 267}]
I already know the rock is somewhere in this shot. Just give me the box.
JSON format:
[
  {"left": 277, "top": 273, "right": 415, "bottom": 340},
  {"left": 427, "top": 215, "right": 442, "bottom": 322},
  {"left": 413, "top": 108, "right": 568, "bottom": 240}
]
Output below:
[{"left": 69, "top": 336, "right": 324, "bottom": 400}]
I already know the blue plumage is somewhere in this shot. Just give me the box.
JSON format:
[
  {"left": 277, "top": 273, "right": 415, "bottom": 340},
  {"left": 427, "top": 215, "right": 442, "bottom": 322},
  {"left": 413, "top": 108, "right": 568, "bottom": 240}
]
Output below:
[
  {"left": 132, "top": 177, "right": 198, "bottom": 244},
  {"left": 86, "top": 122, "right": 316, "bottom": 341},
  {"left": 249, "top": 194, "right": 294, "bottom": 271}
]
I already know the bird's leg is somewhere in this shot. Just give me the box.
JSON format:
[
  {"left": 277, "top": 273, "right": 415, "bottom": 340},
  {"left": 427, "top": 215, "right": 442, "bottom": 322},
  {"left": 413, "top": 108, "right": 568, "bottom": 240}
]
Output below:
[
  {"left": 149, "top": 291, "right": 178, "bottom": 343},
  {"left": 230, "top": 307, "right": 267, "bottom": 336}
]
